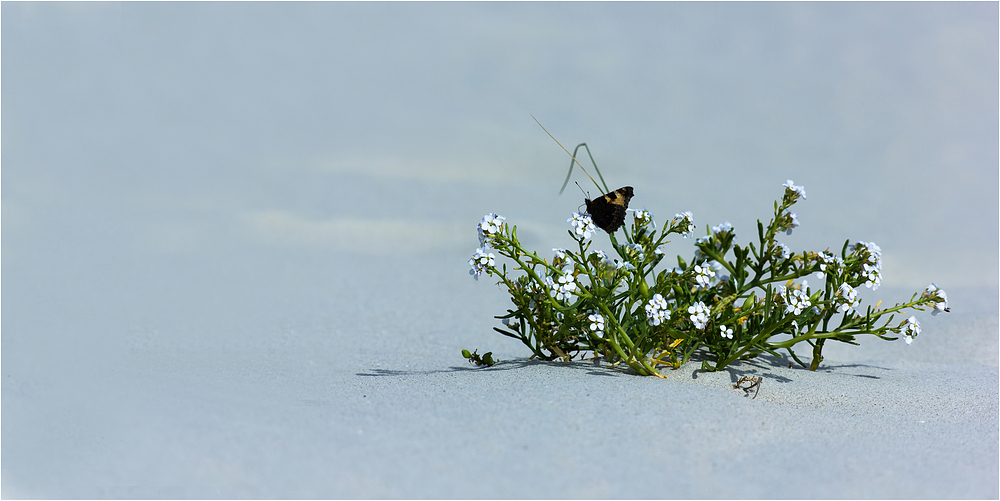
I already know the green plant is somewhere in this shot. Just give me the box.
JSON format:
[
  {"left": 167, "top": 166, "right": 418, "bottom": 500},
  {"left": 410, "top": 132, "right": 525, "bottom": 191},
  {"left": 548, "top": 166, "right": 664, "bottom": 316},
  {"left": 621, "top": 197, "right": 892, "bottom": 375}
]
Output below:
[
  {"left": 466, "top": 179, "right": 949, "bottom": 376},
  {"left": 462, "top": 349, "right": 497, "bottom": 367}
]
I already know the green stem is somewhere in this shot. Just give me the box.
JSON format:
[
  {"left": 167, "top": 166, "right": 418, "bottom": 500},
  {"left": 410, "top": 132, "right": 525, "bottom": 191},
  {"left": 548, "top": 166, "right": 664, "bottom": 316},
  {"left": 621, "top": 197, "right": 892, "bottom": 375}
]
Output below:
[
  {"left": 597, "top": 303, "right": 655, "bottom": 376},
  {"left": 809, "top": 339, "right": 825, "bottom": 371},
  {"left": 699, "top": 247, "right": 737, "bottom": 278}
]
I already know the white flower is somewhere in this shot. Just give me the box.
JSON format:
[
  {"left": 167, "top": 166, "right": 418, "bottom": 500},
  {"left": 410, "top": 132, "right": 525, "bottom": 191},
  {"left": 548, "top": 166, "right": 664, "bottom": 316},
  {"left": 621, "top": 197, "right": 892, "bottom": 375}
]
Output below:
[
  {"left": 550, "top": 273, "right": 577, "bottom": 302},
  {"left": 782, "top": 287, "right": 812, "bottom": 315},
  {"left": 719, "top": 325, "right": 734, "bottom": 339},
  {"left": 819, "top": 251, "right": 841, "bottom": 270},
  {"left": 901, "top": 316, "right": 921, "bottom": 345},
  {"left": 815, "top": 251, "right": 842, "bottom": 279},
  {"left": 477, "top": 213, "right": 505, "bottom": 247},
  {"left": 711, "top": 221, "right": 733, "bottom": 236},
  {"left": 552, "top": 248, "right": 567, "bottom": 260},
  {"left": 923, "top": 283, "right": 950, "bottom": 316},
  {"left": 694, "top": 264, "right": 716, "bottom": 288},
  {"left": 853, "top": 242, "right": 882, "bottom": 290},
  {"left": 834, "top": 283, "right": 861, "bottom": 313},
  {"left": 588, "top": 313, "right": 606, "bottom": 338},
  {"left": 591, "top": 249, "right": 611, "bottom": 265},
  {"left": 853, "top": 241, "right": 882, "bottom": 261},
  {"left": 776, "top": 242, "right": 792, "bottom": 260},
  {"left": 785, "top": 212, "right": 800, "bottom": 235},
  {"left": 614, "top": 260, "right": 636, "bottom": 271},
  {"left": 850, "top": 241, "right": 882, "bottom": 290},
  {"left": 688, "top": 301, "right": 710, "bottom": 330},
  {"left": 861, "top": 262, "right": 881, "bottom": 290},
  {"left": 633, "top": 209, "right": 655, "bottom": 227},
  {"left": 623, "top": 242, "right": 645, "bottom": 262},
  {"left": 568, "top": 212, "right": 597, "bottom": 240},
  {"left": 673, "top": 211, "right": 695, "bottom": 237},
  {"left": 468, "top": 247, "right": 496, "bottom": 281},
  {"left": 645, "top": 294, "right": 672, "bottom": 326},
  {"left": 782, "top": 179, "right": 807, "bottom": 200}
]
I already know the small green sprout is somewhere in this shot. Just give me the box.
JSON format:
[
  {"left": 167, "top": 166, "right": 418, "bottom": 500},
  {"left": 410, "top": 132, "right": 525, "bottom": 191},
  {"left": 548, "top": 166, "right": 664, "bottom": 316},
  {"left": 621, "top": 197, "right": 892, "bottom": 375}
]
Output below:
[{"left": 462, "top": 349, "right": 497, "bottom": 367}]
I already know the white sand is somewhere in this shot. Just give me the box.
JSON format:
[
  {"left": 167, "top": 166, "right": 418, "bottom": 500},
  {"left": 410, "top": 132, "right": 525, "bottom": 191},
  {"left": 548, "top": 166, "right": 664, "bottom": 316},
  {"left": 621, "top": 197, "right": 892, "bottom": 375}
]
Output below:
[{"left": 2, "top": 250, "right": 996, "bottom": 498}]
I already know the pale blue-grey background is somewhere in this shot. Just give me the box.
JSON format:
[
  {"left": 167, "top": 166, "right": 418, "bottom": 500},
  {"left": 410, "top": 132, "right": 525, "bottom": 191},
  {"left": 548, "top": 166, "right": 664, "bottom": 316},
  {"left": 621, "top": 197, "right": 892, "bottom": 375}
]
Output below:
[{"left": 3, "top": 2, "right": 997, "bottom": 498}]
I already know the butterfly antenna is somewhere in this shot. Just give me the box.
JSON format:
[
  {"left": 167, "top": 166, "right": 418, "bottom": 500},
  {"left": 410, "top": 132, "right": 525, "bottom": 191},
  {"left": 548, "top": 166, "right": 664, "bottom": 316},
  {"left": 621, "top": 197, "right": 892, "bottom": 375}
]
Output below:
[
  {"left": 575, "top": 182, "right": 588, "bottom": 212},
  {"left": 531, "top": 114, "right": 603, "bottom": 194}
]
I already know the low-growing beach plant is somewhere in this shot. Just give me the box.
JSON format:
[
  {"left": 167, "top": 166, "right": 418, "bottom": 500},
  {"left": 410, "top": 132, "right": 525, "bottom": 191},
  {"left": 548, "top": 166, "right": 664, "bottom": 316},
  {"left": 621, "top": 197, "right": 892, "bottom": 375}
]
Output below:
[{"left": 466, "top": 140, "right": 950, "bottom": 377}]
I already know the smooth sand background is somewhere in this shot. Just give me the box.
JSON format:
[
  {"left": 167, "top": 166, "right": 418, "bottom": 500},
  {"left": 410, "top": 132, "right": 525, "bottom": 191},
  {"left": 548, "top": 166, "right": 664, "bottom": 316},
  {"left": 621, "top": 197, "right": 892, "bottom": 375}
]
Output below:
[{"left": 3, "top": 3, "right": 998, "bottom": 498}]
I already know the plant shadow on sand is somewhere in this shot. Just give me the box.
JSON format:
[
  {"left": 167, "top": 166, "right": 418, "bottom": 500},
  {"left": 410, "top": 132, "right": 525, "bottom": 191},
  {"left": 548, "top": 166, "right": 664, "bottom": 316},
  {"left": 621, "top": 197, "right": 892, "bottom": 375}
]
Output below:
[
  {"left": 688, "top": 352, "right": 892, "bottom": 383},
  {"left": 357, "top": 352, "right": 895, "bottom": 391},
  {"left": 356, "top": 357, "right": 636, "bottom": 379}
]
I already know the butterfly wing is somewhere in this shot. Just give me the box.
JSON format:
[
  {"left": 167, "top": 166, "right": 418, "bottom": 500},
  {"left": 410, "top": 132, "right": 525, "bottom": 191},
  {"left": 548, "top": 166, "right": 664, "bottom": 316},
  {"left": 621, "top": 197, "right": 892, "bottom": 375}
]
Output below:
[{"left": 585, "top": 186, "right": 633, "bottom": 233}]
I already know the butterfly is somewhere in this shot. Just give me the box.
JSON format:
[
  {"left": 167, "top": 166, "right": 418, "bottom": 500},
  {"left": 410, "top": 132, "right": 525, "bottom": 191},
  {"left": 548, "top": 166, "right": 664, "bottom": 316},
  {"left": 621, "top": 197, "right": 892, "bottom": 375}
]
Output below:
[{"left": 585, "top": 186, "right": 634, "bottom": 233}]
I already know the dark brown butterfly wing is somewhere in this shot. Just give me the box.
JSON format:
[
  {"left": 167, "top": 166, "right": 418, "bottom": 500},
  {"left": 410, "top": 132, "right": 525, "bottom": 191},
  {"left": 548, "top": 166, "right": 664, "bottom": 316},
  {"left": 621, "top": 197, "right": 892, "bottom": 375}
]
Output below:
[{"left": 585, "top": 186, "right": 634, "bottom": 233}]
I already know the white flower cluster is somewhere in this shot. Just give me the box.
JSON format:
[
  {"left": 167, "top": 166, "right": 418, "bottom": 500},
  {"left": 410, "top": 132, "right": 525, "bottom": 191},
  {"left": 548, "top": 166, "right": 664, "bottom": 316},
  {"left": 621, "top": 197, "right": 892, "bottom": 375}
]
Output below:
[
  {"left": 568, "top": 212, "right": 596, "bottom": 240},
  {"left": 547, "top": 273, "right": 577, "bottom": 302},
  {"left": 852, "top": 241, "right": 882, "bottom": 290},
  {"left": 779, "top": 286, "right": 812, "bottom": 315},
  {"left": 783, "top": 179, "right": 807, "bottom": 200},
  {"left": 591, "top": 249, "right": 611, "bottom": 265},
  {"left": 633, "top": 209, "right": 654, "bottom": 228},
  {"left": 711, "top": 221, "right": 733, "bottom": 236},
  {"left": 468, "top": 247, "right": 495, "bottom": 281},
  {"left": 614, "top": 259, "right": 636, "bottom": 271},
  {"left": 693, "top": 264, "right": 716, "bottom": 288},
  {"left": 477, "top": 213, "right": 505, "bottom": 247},
  {"left": 673, "top": 211, "right": 695, "bottom": 237},
  {"left": 901, "top": 316, "right": 921, "bottom": 345},
  {"left": 923, "top": 283, "right": 950, "bottom": 316},
  {"left": 588, "top": 313, "right": 605, "bottom": 338},
  {"left": 719, "top": 325, "right": 734, "bottom": 340},
  {"left": 815, "top": 251, "right": 843, "bottom": 279},
  {"left": 623, "top": 242, "right": 645, "bottom": 262},
  {"left": 834, "top": 283, "right": 861, "bottom": 313},
  {"left": 645, "top": 294, "right": 671, "bottom": 326},
  {"left": 688, "top": 301, "right": 710, "bottom": 330}
]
